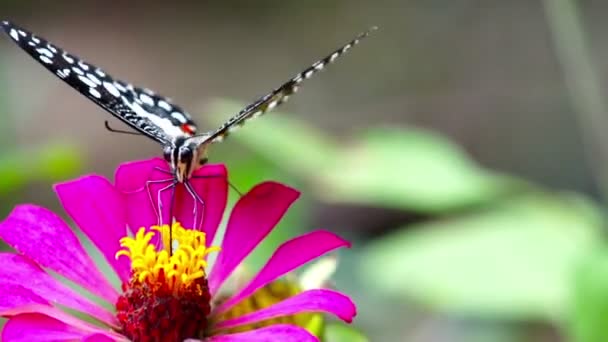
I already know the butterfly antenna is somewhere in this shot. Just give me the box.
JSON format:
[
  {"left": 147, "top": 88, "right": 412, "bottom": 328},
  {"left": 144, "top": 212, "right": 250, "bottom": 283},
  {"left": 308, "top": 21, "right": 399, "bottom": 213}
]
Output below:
[
  {"left": 104, "top": 121, "right": 144, "bottom": 136},
  {"left": 227, "top": 180, "right": 243, "bottom": 197},
  {"left": 168, "top": 184, "right": 176, "bottom": 256}
]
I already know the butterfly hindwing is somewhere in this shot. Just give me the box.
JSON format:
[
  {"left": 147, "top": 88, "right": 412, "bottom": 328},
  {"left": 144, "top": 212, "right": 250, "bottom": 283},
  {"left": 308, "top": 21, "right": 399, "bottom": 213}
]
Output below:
[
  {"left": 1, "top": 21, "right": 197, "bottom": 143},
  {"left": 203, "top": 27, "right": 377, "bottom": 144}
]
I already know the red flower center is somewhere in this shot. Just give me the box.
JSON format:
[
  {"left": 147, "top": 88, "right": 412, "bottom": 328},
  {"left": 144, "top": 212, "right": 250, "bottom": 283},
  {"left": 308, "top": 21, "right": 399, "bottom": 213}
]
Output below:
[
  {"left": 116, "top": 271, "right": 211, "bottom": 341},
  {"left": 115, "top": 223, "right": 220, "bottom": 341}
]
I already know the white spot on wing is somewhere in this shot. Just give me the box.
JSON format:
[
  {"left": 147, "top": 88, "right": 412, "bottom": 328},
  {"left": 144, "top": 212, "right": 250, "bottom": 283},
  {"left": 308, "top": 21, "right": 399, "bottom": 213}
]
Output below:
[
  {"left": 47, "top": 44, "right": 57, "bottom": 53},
  {"left": 267, "top": 100, "right": 278, "bottom": 111},
  {"left": 114, "top": 82, "right": 127, "bottom": 92},
  {"left": 78, "top": 61, "right": 89, "bottom": 70},
  {"left": 37, "top": 48, "right": 53, "bottom": 58},
  {"left": 63, "top": 54, "right": 74, "bottom": 64},
  {"left": 171, "top": 112, "right": 187, "bottom": 123},
  {"left": 86, "top": 73, "right": 102, "bottom": 85},
  {"left": 158, "top": 100, "right": 172, "bottom": 111},
  {"left": 39, "top": 55, "right": 52, "bottom": 64},
  {"left": 140, "top": 94, "right": 154, "bottom": 106},
  {"left": 72, "top": 67, "right": 84, "bottom": 76},
  {"left": 9, "top": 29, "right": 19, "bottom": 41},
  {"left": 78, "top": 75, "right": 98, "bottom": 88},
  {"left": 103, "top": 81, "right": 120, "bottom": 97},
  {"left": 95, "top": 69, "right": 105, "bottom": 77},
  {"left": 89, "top": 87, "right": 101, "bottom": 98},
  {"left": 32, "top": 36, "right": 40, "bottom": 44},
  {"left": 18, "top": 30, "right": 25, "bottom": 37}
]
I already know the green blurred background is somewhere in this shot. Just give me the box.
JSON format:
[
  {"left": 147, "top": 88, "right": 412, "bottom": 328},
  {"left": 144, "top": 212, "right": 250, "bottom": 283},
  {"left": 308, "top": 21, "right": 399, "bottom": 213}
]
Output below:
[{"left": 3, "top": 1, "right": 608, "bottom": 341}]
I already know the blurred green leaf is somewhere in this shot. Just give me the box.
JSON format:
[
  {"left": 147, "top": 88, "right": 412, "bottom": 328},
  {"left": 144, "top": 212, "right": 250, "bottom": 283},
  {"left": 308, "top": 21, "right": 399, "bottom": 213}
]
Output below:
[
  {"left": 569, "top": 248, "right": 608, "bottom": 342},
  {"left": 360, "top": 193, "right": 603, "bottom": 321},
  {"left": 0, "top": 143, "right": 82, "bottom": 194},
  {"left": 318, "top": 127, "right": 528, "bottom": 212},
  {"left": 324, "top": 323, "right": 369, "bottom": 342},
  {"left": 206, "top": 101, "right": 527, "bottom": 212}
]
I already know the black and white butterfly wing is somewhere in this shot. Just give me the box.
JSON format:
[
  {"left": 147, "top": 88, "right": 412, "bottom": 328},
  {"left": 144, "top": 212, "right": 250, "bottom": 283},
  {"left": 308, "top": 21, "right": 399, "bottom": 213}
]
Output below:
[
  {"left": 200, "top": 27, "right": 377, "bottom": 145},
  {"left": 1, "top": 21, "right": 197, "bottom": 144}
]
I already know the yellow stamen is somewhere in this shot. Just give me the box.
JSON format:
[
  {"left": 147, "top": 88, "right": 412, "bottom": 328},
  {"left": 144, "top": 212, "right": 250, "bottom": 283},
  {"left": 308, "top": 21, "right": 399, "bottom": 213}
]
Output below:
[{"left": 116, "top": 222, "right": 220, "bottom": 294}]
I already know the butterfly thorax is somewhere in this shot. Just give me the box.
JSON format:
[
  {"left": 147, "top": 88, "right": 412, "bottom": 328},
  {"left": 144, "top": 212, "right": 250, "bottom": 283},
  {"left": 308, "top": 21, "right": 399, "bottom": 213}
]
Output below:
[{"left": 164, "top": 136, "right": 209, "bottom": 183}]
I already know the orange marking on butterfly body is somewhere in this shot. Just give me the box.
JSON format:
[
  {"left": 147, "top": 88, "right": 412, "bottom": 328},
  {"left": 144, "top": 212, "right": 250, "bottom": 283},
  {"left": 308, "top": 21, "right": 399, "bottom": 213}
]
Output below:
[{"left": 181, "top": 124, "right": 195, "bottom": 135}]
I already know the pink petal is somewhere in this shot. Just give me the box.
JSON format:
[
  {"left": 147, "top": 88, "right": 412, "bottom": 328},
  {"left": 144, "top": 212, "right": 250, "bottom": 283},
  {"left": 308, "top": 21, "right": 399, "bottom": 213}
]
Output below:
[
  {"left": 55, "top": 175, "right": 130, "bottom": 283},
  {"left": 2, "top": 305, "right": 126, "bottom": 342},
  {"left": 0, "top": 253, "right": 116, "bottom": 325},
  {"left": 0, "top": 284, "right": 49, "bottom": 311},
  {"left": 114, "top": 158, "right": 229, "bottom": 233},
  {"left": 209, "top": 181, "right": 300, "bottom": 295},
  {"left": 215, "top": 230, "right": 350, "bottom": 314},
  {"left": 83, "top": 333, "right": 120, "bottom": 342},
  {"left": 214, "top": 289, "right": 356, "bottom": 330},
  {"left": 0, "top": 205, "right": 118, "bottom": 303},
  {"left": 114, "top": 158, "right": 169, "bottom": 231},
  {"left": 206, "top": 324, "right": 317, "bottom": 342}
]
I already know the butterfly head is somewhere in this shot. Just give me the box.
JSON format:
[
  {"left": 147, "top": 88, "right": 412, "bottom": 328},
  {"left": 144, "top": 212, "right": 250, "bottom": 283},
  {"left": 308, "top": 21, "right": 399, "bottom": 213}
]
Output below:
[{"left": 164, "top": 136, "right": 209, "bottom": 183}]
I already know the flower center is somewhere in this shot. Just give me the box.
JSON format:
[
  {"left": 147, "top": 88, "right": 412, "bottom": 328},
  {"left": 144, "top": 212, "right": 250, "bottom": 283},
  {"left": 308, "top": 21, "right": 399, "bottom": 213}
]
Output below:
[{"left": 115, "top": 222, "right": 219, "bottom": 342}]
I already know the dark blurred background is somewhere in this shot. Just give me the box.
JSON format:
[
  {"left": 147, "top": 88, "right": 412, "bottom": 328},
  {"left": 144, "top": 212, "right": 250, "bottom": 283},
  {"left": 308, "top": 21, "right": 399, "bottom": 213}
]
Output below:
[{"left": 2, "top": 1, "right": 608, "bottom": 342}]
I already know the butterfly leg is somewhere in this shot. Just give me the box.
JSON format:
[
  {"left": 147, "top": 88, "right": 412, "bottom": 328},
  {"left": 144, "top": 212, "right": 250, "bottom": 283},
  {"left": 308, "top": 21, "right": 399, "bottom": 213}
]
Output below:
[
  {"left": 158, "top": 181, "right": 177, "bottom": 223},
  {"left": 146, "top": 178, "right": 174, "bottom": 225},
  {"left": 145, "top": 178, "right": 175, "bottom": 226},
  {"left": 191, "top": 174, "right": 243, "bottom": 197},
  {"left": 154, "top": 167, "right": 173, "bottom": 175},
  {"left": 184, "top": 180, "right": 205, "bottom": 230}
]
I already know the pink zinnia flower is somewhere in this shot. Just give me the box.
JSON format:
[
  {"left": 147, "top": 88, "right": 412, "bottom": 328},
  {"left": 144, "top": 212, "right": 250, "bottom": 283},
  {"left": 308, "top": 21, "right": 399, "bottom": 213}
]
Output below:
[{"left": 0, "top": 158, "right": 356, "bottom": 341}]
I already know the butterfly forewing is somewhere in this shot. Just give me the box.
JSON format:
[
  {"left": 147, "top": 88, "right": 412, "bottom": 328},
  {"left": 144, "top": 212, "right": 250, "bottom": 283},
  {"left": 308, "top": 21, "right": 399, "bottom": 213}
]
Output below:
[
  {"left": 203, "top": 27, "right": 377, "bottom": 145},
  {"left": 1, "top": 21, "right": 197, "bottom": 143}
]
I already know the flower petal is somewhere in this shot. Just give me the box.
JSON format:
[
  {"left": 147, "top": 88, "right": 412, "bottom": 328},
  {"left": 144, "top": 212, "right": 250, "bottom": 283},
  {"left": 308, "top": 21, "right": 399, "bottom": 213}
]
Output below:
[
  {"left": 0, "top": 253, "right": 116, "bottom": 325},
  {"left": 114, "top": 158, "right": 169, "bottom": 231},
  {"left": 55, "top": 175, "right": 130, "bottom": 283},
  {"left": 214, "top": 230, "right": 349, "bottom": 314},
  {"left": 205, "top": 324, "right": 317, "bottom": 342},
  {"left": 214, "top": 289, "right": 356, "bottom": 330},
  {"left": 0, "top": 284, "right": 49, "bottom": 311},
  {"left": 83, "top": 333, "right": 120, "bottom": 342},
  {"left": 2, "top": 305, "right": 126, "bottom": 342},
  {"left": 177, "top": 163, "right": 228, "bottom": 239},
  {"left": 209, "top": 181, "right": 300, "bottom": 295},
  {"left": 0, "top": 205, "right": 118, "bottom": 303}
]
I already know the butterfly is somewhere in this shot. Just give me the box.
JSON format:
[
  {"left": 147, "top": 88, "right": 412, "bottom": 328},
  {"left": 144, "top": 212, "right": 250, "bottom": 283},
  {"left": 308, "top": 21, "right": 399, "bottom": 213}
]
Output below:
[{"left": 2, "top": 20, "right": 375, "bottom": 227}]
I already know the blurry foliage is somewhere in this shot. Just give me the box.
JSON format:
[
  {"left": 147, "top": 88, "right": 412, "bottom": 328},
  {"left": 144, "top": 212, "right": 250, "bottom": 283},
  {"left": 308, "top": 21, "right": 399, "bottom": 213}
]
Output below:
[
  {"left": 0, "top": 143, "right": 82, "bottom": 196},
  {"left": 210, "top": 100, "right": 527, "bottom": 213},
  {"left": 360, "top": 193, "right": 603, "bottom": 321},
  {"left": 570, "top": 249, "right": 608, "bottom": 342},
  {"left": 209, "top": 98, "right": 608, "bottom": 341},
  {"left": 324, "top": 323, "right": 369, "bottom": 342}
]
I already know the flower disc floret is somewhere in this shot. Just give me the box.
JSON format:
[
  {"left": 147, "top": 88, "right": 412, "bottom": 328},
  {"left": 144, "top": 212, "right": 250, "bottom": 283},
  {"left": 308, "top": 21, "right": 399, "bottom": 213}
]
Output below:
[{"left": 115, "top": 222, "right": 220, "bottom": 341}]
